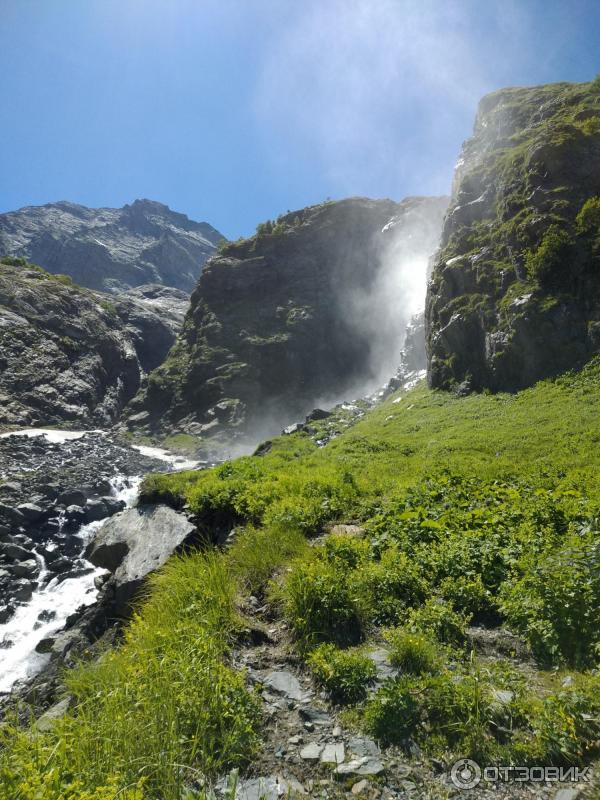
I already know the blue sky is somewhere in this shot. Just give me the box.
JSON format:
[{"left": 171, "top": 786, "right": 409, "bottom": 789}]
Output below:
[{"left": 0, "top": 0, "right": 598, "bottom": 238}]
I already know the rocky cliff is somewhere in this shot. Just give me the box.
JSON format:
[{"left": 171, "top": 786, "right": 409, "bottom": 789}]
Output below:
[
  {"left": 0, "top": 257, "right": 178, "bottom": 427},
  {"left": 426, "top": 80, "right": 600, "bottom": 392},
  {"left": 0, "top": 199, "right": 224, "bottom": 293},
  {"left": 129, "top": 196, "right": 448, "bottom": 447}
]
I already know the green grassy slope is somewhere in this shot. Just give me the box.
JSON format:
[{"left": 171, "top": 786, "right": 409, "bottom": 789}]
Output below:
[
  {"left": 144, "top": 357, "right": 600, "bottom": 527},
  {"left": 2, "top": 361, "right": 600, "bottom": 798}
]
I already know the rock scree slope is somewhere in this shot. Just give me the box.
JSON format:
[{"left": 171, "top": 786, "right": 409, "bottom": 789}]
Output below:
[
  {"left": 0, "top": 198, "right": 224, "bottom": 293},
  {"left": 426, "top": 80, "right": 600, "bottom": 392}
]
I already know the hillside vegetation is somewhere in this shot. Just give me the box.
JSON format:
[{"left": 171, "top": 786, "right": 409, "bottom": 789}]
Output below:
[{"left": 2, "top": 358, "right": 600, "bottom": 798}]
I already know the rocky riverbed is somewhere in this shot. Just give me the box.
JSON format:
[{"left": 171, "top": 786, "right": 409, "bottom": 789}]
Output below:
[{"left": 0, "top": 428, "right": 203, "bottom": 694}]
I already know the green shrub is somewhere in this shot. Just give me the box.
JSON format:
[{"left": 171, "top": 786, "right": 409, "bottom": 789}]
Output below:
[
  {"left": 363, "top": 677, "right": 420, "bottom": 745},
  {"left": 439, "top": 574, "right": 497, "bottom": 621},
  {"left": 405, "top": 598, "right": 468, "bottom": 646},
  {"left": 384, "top": 628, "right": 442, "bottom": 675},
  {"left": 576, "top": 196, "right": 600, "bottom": 237},
  {"left": 283, "top": 557, "right": 364, "bottom": 648},
  {"left": 306, "top": 643, "right": 376, "bottom": 704},
  {"left": 532, "top": 675, "right": 600, "bottom": 765},
  {"left": 525, "top": 224, "right": 575, "bottom": 286},
  {"left": 0, "top": 255, "right": 30, "bottom": 268},
  {"left": 501, "top": 529, "right": 600, "bottom": 667},
  {"left": 355, "top": 546, "right": 427, "bottom": 625},
  {"left": 323, "top": 533, "right": 370, "bottom": 569}
]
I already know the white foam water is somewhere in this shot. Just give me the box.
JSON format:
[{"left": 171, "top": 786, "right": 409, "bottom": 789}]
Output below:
[
  {"left": 0, "top": 476, "right": 141, "bottom": 693},
  {"left": 130, "top": 443, "right": 201, "bottom": 471},
  {"left": 0, "top": 428, "right": 106, "bottom": 443}
]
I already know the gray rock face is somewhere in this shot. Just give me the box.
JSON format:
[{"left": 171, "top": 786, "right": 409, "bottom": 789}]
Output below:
[
  {"left": 0, "top": 199, "right": 224, "bottom": 293},
  {"left": 0, "top": 261, "right": 137, "bottom": 426},
  {"left": 426, "top": 81, "right": 600, "bottom": 391},
  {"left": 131, "top": 196, "right": 447, "bottom": 448},
  {"left": 86, "top": 505, "right": 197, "bottom": 616},
  {"left": 0, "top": 259, "right": 180, "bottom": 426}
]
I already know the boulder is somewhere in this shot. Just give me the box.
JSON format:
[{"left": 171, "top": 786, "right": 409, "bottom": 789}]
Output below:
[
  {"left": 305, "top": 408, "right": 332, "bottom": 422},
  {"left": 10, "top": 559, "right": 40, "bottom": 578},
  {"left": 58, "top": 490, "right": 87, "bottom": 507},
  {"left": 0, "top": 541, "right": 34, "bottom": 561},
  {"left": 0, "top": 503, "right": 25, "bottom": 527},
  {"left": 16, "top": 503, "right": 45, "bottom": 523},
  {"left": 262, "top": 670, "right": 310, "bottom": 702},
  {"left": 84, "top": 498, "right": 110, "bottom": 523},
  {"left": 85, "top": 496, "right": 125, "bottom": 523},
  {"left": 86, "top": 505, "right": 197, "bottom": 616},
  {"left": 47, "top": 556, "right": 74, "bottom": 574},
  {"left": 65, "top": 504, "right": 86, "bottom": 524},
  {"left": 13, "top": 579, "right": 37, "bottom": 601},
  {"left": 35, "top": 696, "right": 72, "bottom": 732},
  {"left": 0, "top": 604, "right": 15, "bottom": 623}
]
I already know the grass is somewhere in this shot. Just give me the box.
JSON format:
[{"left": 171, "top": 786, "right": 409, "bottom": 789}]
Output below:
[
  {"left": 2, "top": 359, "right": 600, "bottom": 796},
  {"left": 0, "top": 554, "right": 261, "bottom": 799},
  {"left": 143, "top": 357, "right": 600, "bottom": 525}
]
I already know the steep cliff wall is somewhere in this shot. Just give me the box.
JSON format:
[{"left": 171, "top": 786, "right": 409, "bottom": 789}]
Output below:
[
  {"left": 0, "top": 258, "right": 176, "bottom": 427},
  {"left": 0, "top": 199, "right": 223, "bottom": 293},
  {"left": 129, "top": 196, "right": 447, "bottom": 445},
  {"left": 426, "top": 80, "right": 600, "bottom": 391}
]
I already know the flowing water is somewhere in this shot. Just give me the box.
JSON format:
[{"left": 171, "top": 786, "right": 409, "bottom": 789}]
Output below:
[{"left": 0, "top": 430, "right": 202, "bottom": 694}]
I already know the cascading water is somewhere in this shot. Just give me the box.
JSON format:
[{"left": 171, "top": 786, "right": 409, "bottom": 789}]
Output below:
[
  {"left": 0, "top": 476, "right": 141, "bottom": 693},
  {"left": 0, "top": 429, "right": 204, "bottom": 695}
]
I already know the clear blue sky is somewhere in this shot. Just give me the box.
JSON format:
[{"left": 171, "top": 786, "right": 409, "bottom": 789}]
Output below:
[{"left": 0, "top": 0, "right": 598, "bottom": 238}]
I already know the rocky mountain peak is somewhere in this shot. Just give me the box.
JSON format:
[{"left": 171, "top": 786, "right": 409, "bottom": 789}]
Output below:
[{"left": 0, "top": 200, "right": 225, "bottom": 293}]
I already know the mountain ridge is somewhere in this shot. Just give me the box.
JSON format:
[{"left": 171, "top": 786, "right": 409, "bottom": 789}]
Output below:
[{"left": 0, "top": 198, "right": 224, "bottom": 293}]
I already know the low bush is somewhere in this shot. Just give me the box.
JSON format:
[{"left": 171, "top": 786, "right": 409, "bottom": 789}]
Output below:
[
  {"left": 323, "top": 532, "right": 370, "bottom": 569},
  {"left": 282, "top": 556, "right": 364, "bottom": 649},
  {"left": 306, "top": 644, "right": 376, "bottom": 704},
  {"left": 576, "top": 196, "right": 600, "bottom": 235},
  {"left": 354, "top": 546, "right": 427, "bottom": 625},
  {"left": 501, "top": 527, "right": 600, "bottom": 667},
  {"left": 532, "top": 675, "right": 600, "bottom": 765},
  {"left": 384, "top": 628, "right": 442, "bottom": 675},
  {"left": 439, "top": 574, "right": 498, "bottom": 622},
  {"left": 362, "top": 676, "right": 420, "bottom": 745},
  {"left": 405, "top": 598, "right": 468, "bottom": 646},
  {"left": 525, "top": 224, "right": 575, "bottom": 287}
]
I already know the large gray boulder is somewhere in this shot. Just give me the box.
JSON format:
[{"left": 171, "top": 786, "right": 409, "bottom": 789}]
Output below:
[{"left": 85, "top": 505, "right": 197, "bottom": 616}]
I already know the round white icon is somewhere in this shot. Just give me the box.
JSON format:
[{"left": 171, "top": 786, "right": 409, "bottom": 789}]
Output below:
[{"left": 450, "top": 758, "right": 482, "bottom": 789}]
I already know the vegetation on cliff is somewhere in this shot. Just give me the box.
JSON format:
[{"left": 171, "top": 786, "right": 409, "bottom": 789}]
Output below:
[
  {"left": 427, "top": 79, "right": 600, "bottom": 391},
  {"left": 3, "top": 356, "right": 600, "bottom": 798}
]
